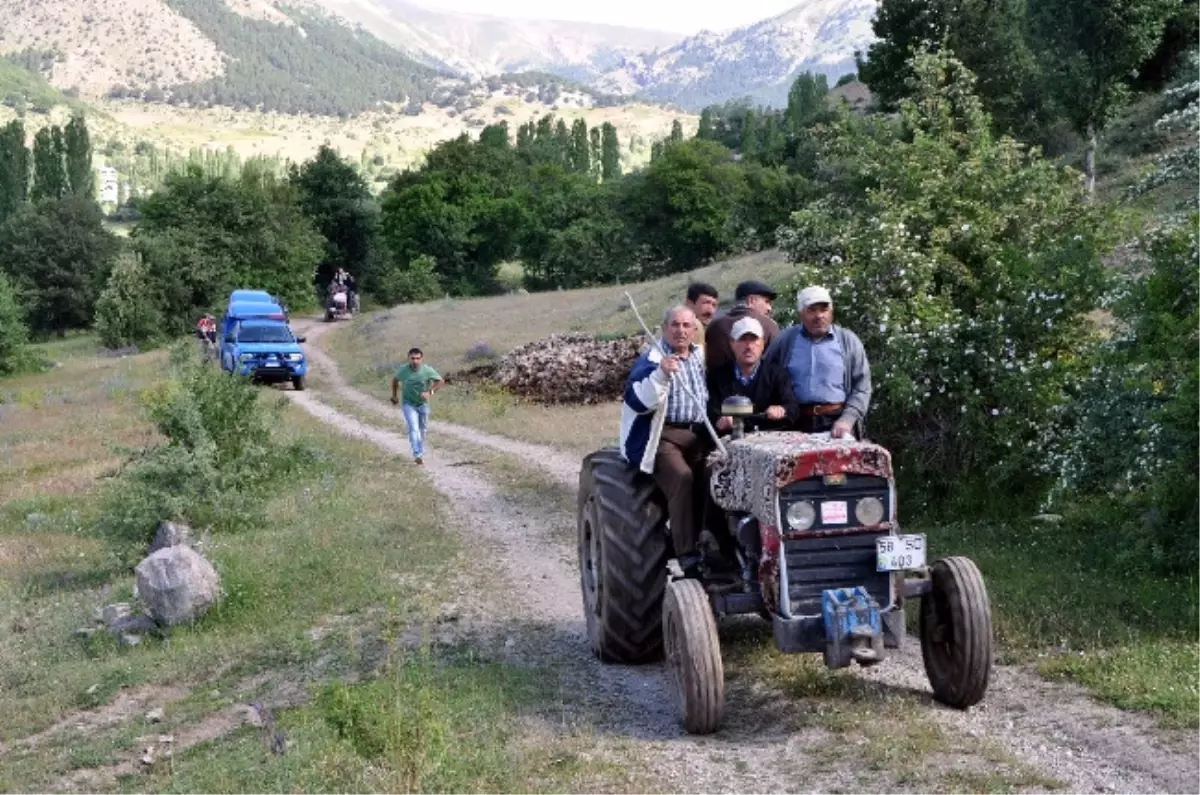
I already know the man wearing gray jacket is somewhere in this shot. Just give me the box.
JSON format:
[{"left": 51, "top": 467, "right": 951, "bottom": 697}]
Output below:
[{"left": 762, "top": 285, "right": 872, "bottom": 439}]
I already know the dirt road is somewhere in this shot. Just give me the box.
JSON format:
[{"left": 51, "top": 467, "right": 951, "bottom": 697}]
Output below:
[{"left": 288, "top": 319, "right": 1199, "bottom": 794}]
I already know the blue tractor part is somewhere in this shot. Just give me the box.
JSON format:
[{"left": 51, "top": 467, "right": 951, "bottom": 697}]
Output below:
[{"left": 822, "top": 586, "right": 885, "bottom": 668}]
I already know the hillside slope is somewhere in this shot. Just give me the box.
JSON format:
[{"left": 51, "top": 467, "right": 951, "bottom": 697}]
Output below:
[
  {"left": 0, "top": 0, "right": 225, "bottom": 96},
  {"left": 596, "top": 0, "right": 877, "bottom": 109}
]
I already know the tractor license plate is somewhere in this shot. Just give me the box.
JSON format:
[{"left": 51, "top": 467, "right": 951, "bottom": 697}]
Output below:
[
  {"left": 820, "top": 500, "right": 848, "bottom": 525},
  {"left": 876, "top": 534, "right": 926, "bottom": 571}
]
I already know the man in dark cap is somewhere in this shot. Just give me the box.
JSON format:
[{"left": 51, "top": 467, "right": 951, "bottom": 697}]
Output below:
[{"left": 704, "top": 279, "right": 781, "bottom": 371}]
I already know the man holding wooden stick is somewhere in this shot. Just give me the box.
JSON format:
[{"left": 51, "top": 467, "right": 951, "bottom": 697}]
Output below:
[{"left": 619, "top": 304, "right": 715, "bottom": 577}]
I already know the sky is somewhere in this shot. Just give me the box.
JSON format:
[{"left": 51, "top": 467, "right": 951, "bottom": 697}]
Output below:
[{"left": 407, "top": 0, "right": 808, "bottom": 35}]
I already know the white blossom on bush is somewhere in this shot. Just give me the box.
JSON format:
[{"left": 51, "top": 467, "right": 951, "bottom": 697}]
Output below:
[{"left": 781, "top": 50, "right": 1115, "bottom": 510}]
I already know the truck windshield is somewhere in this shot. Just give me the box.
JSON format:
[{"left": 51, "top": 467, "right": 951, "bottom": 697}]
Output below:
[{"left": 238, "top": 325, "right": 295, "bottom": 344}]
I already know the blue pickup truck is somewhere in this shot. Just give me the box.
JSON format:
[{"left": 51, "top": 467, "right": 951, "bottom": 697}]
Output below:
[{"left": 219, "top": 299, "right": 308, "bottom": 390}]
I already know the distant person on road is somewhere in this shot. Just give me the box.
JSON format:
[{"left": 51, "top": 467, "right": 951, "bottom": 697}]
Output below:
[
  {"left": 196, "top": 314, "right": 217, "bottom": 345},
  {"left": 684, "top": 282, "right": 719, "bottom": 349},
  {"left": 704, "top": 279, "right": 781, "bottom": 371},
  {"left": 762, "top": 285, "right": 872, "bottom": 439},
  {"left": 619, "top": 305, "right": 712, "bottom": 577},
  {"left": 706, "top": 317, "right": 799, "bottom": 435},
  {"left": 390, "top": 347, "right": 444, "bottom": 466}
]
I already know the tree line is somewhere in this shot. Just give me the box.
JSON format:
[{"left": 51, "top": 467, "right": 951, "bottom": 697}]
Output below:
[{"left": 857, "top": 0, "right": 1196, "bottom": 191}]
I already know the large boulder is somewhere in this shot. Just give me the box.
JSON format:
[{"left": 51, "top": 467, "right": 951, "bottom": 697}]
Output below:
[
  {"left": 135, "top": 546, "right": 221, "bottom": 626},
  {"left": 493, "top": 333, "right": 643, "bottom": 404}
]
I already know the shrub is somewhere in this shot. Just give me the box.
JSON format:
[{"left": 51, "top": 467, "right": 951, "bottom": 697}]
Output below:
[
  {"left": 779, "top": 51, "right": 1116, "bottom": 515},
  {"left": 0, "top": 272, "right": 30, "bottom": 375},
  {"left": 94, "top": 250, "right": 164, "bottom": 349},
  {"left": 375, "top": 254, "right": 442, "bottom": 305},
  {"left": 1045, "top": 215, "right": 1199, "bottom": 572},
  {"left": 98, "top": 343, "right": 315, "bottom": 554},
  {"left": 463, "top": 341, "right": 498, "bottom": 363}
]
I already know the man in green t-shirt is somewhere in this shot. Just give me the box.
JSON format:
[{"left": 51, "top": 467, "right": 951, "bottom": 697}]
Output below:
[{"left": 390, "top": 347, "right": 444, "bottom": 466}]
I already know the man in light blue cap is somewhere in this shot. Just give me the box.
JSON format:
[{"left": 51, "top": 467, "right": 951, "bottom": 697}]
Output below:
[{"left": 762, "top": 285, "right": 872, "bottom": 438}]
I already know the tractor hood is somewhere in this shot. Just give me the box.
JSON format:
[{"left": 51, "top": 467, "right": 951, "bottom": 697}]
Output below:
[{"left": 709, "top": 432, "right": 893, "bottom": 518}]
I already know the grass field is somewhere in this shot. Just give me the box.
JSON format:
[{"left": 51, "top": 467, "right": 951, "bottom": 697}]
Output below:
[
  {"left": 0, "top": 338, "right": 631, "bottom": 792},
  {"left": 320, "top": 248, "right": 1199, "bottom": 728}
]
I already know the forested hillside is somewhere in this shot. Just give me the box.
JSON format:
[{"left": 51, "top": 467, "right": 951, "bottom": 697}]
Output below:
[{"left": 106, "top": 0, "right": 443, "bottom": 116}]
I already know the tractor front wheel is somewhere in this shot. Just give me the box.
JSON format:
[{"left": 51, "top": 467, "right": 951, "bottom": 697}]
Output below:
[
  {"left": 664, "top": 578, "right": 724, "bottom": 734},
  {"left": 919, "top": 556, "right": 993, "bottom": 708}
]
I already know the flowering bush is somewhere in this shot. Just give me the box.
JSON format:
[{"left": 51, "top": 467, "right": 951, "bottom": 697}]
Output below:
[
  {"left": 779, "top": 51, "right": 1116, "bottom": 512},
  {"left": 1044, "top": 216, "right": 1198, "bottom": 571},
  {"left": 1128, "top": 49, "right": 1198, "bottom": 207}
]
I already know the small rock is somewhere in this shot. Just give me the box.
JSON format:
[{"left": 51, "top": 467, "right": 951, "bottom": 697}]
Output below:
[
  {"left": 140, "top": 747, "right": 154, "bottom": 765},
  {"left": 235, "top": 704, "right": 264, "bottom": 727},
  {"left": 109, "top": 614, "right": 157, "bottom": 638},
  {"left": 504, "top": 637, "right": 516, "bottom": 650},
  {"left": 1032, "top": 513, "right": 1063, "bottom": 523},
  {"left": 73, "top": 627, "right": 99, "bottom": 639},
  {"left": 157, "top": 734, "right": 175, "bottom": 744},
  {"left": 145, "top": 707, "right": 165, "bottom": 723},
  {"left": 101, "top": 603, "right": 132, "bottom": 627},
  {"left": 118, "top": 633, "right": 143, "bottom": 647},
  {"left": 86, "top": 683, "right": 100, "bottom": 695},
  {"left": 25, "top": 512, "right": 46, "bottom": 524},
  {"left": 148, "top": 521, "right": 192, "bottom": 554}
]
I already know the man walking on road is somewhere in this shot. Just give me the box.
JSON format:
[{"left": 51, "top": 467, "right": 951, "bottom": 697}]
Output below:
[{"left": 391, "top": 347, "right": 444, "bottom": 466}]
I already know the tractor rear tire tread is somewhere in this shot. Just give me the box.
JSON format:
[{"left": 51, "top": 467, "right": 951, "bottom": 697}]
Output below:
[{"left": 578, "top": 447, "right": 668, "bottom": 664}]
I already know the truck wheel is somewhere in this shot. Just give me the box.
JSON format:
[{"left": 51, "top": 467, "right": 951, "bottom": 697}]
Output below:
[
  {"left": 920, "top": 556, "right": 993, "bottom": 708},
  {"left": 664, "top": 578, "right": 725, "bottom": 734},
  {"left": 577, "top": 446, "right": 668, "bottom": 664},
  {"left": 292, "top": 375, "right": 306, "bottom": 391}
]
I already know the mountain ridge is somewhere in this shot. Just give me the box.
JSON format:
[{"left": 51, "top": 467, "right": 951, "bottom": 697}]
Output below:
[
  {"left": 0, "top": 0, "right": 878, "bottom": 113},
  {"left": 595, "top": 0, "right": 877, "bottom": 109}
]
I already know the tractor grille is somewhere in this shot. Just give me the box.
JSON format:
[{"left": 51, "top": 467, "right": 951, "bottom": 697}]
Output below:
[{"left": 782, "top": 533, "right": 891, "bottom": 616}]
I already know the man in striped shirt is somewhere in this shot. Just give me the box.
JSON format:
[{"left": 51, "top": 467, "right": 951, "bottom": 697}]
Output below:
[{"left": 620, "top": 305, "right": 712, "bottom": 572}]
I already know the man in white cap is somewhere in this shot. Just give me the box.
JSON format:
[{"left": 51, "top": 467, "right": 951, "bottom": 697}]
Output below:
[
  {"left": 762, "top": 286, "right": 872, "bottom": 438},
  {"left": 706, "top": 316, "right": 799, "bottom": 435}
]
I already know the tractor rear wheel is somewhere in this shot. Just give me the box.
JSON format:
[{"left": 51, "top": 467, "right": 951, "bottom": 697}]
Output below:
[
  {"left": 664, "top": 578, "right": 724, "bottom": 734},
  {"left": 577, "top": 447, "right": 668, "bottom": 664},
  {"left": 919, "top": 556, "right": 993, "bottom": 708}
]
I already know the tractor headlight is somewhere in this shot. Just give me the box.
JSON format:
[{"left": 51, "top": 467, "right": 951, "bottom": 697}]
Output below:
[
  {"left": 285, "top": 353, "right": 303, "bottom": 361},
  {"left": 786, "top": 500, "right": 816, "bottom": 531},
  {"left": 855, "top": 496, "right": 885, "bottom": 526}
]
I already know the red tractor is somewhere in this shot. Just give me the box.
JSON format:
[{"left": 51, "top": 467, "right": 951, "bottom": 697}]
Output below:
[{"left": 577, "top": 397, "right": 993, "bottom": 734}]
